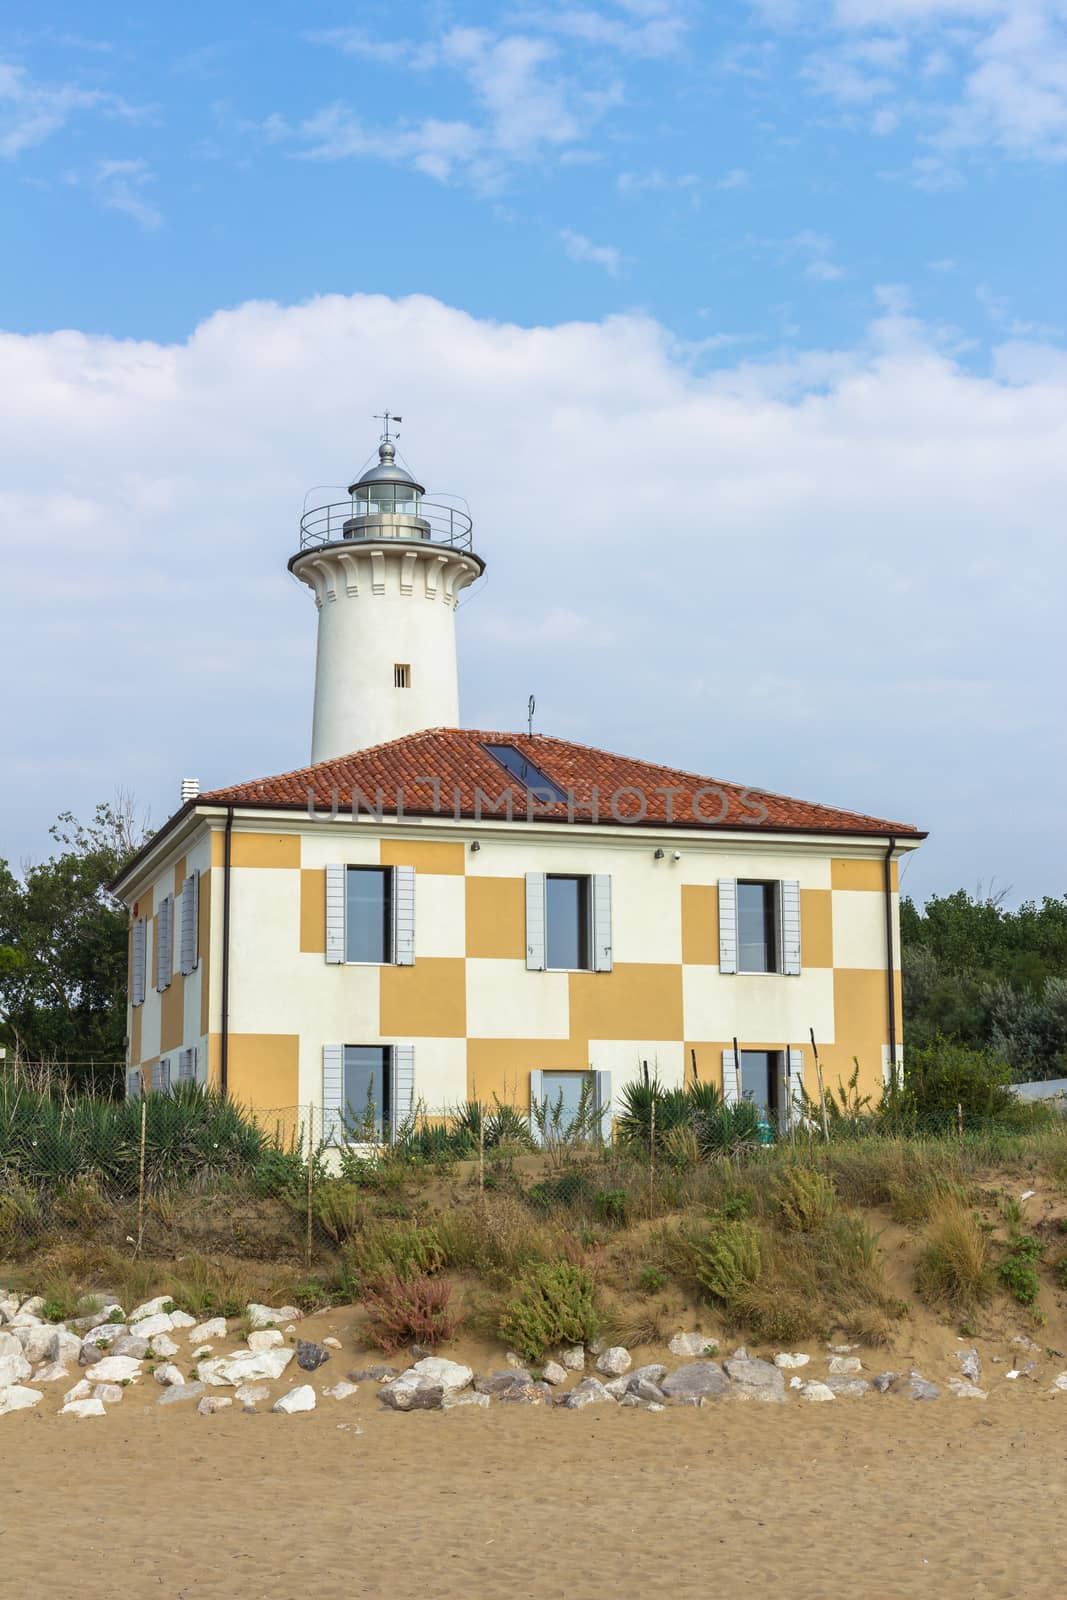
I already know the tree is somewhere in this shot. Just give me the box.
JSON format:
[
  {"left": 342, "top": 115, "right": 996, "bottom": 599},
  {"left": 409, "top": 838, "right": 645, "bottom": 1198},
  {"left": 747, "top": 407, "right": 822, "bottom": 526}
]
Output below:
[{"left": 0, "top": 797, "right": 151, "bottom": 1081}]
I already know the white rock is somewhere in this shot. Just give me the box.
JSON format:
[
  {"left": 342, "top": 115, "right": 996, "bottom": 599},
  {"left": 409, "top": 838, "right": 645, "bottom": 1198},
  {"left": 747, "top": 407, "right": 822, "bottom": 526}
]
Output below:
[
  {"left": 669, "top": 1332, "right": 719, "bottom": 1358},
  {"left": 95, "top": 1383, "right": 125, "bottom": 1404},
  {"left": 19, "top": 1324, "right": 61, "bottom": 1365},
  {"left": 827, "top": 1356, "right": 863, "bottom": 1375},
  {"left": 63, "top": 1378, "right": 93, "bottom": 1404},
  {"left": 133, "top": 1313, "right": 175, "bottom": 1339},
  {"left": 323, "top": 1337, "right": 342, "bottom": 1350},
  {"left": 273, "top": 1385, "right": 316, "bottom": 1414},
  {"left": 198, "top": 1348, "right": 294, "bottom": 1387},
  {"left": 541, "top": 1361, "right": 568, "bottom": 1386},
  {"left": 563, "top": 1377, "right": 615, "bottom": 1410},
  {"left": 789, "top": 1376, "right": 804, "bottom": 1389},
  {"left": 197, "top": 1395, "right": 232, "bottom": 1415},
  {"left": 596, "top": 1347, "right": 632, "bottom": 1377},
  {"left": 603, "top": 1375, "right": 632, "bottom": 1399},
  {"left": 0, "top": 1330, "right": 23, "bottom": 1359},
  {"left": 188, "top": 1318, "right": 227, "bottom": 1343},
  {"left": 0, "top": 1385, "right": 43, "bottom": 1415},
  {"left": 1049, "top": 1373, "right": 1067, "bottom": 1392},
  {"left": 81, "top": 1324, "right": 127, "bottom": 1350},
  {"left": 774, "top": 1352, "right": 810, "bottom": 1369},
  {"left": 322, "top": 1381, "right": 358, "bottom": 1400},
  {"left": 129, "top": 1297, "right": 173, "bottom": 1323},
  {"left": 169, "top": 1311, "right": 196, "bottom": 1329},
  {"left": 154, "top": 1364, "right": 186, "bottom": 1387},
  {"left": 0, "top": 1351, "right": 32, "bottom": 1387},
  {"left": 150, "top": 1333, "right": 179, "bottom": 1358},
  {"left": 560, "top": 1346, "right": 586, "bottom": 1371},
  {"left": 409, "top": 1356, "right": 472, "bottom": 1392},
  {"left": 53, "top": 1330, "right": 82, "bottom": 1366},
  {"left": 948, "top": 1379, "right": 988, "bottom": 1399},
  {"left": 801, "top": 1382, "right": 836, "bottom": 1403},
  {"left": 33, "top": 1362, "right": 70, "bottom": 1383},
  {"left": 0, "top": 1294, "right": 20, "bottom": 1323},
  {"left": 7, "top": 1313, "right": 43, "bottom": 1330},
  {"left": 247, "top": 1329, "right": 284, "bottom": 1352},
  {"left": 234, "top": 1382, "right": 271, "bottom": 1405},
  {"left": 61, "top": 1397, "right": 106, "bottom": 1418},
  {"left": 827, "top": 1343, "right": 858, "bottom": 1354},
  {"left": 86, "top": 1356, "right": 141, "bottom": 1383},
  {"left": 247, "top": 1303, "right": 300, "bottom": 1330},
  {"left": 19, "top": 1296, "right": 45, "bottom": 1316},
  {"left": 442, "top": 1390, "right": 490, "bottom": 1410}
]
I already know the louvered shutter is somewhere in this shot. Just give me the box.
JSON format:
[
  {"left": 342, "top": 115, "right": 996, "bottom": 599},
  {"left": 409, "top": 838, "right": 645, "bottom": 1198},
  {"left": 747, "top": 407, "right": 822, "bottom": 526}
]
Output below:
[
  {"left": 156, "top": 896, "right": 173, "bottom": 991},
  {"left": 777, "top": 879, "right": 801, "bottom": 975},
  {"left": 594, "top": 1069, "right": 613, "bottom": 1144},
  {"left": 126, "top": 1068, "right": 143, "bottom": 1099},
  {"left": 392, "top": 866, "right": 416, "bottom": 966},
  {"left": 323, "top": 1044, "right": 344, "bottom": 1142},
  {"left": 525, "top": 873, "right": 546, "bottom": 970},
  {"left": 529, "top": 1068, "right": 544, "bottom": 1139},
  {"left": 722, "top": 1048, "right": 740, "bottom": 1107},
  {"left": 180, "top": 871, "right": 200, "bottom": 974},
  {"left": 325, "top": 864, "right": 345, "bottom": 964},
  {"left": 591, "top": 875, "right": 613, "bottom": 972},
  {"left": 131, "top": 918, "right": 147, "bottom": 1007},
  {"left": 882, "top": 1044, "right": 903, "bottom": 1090},
  {"left": 157, "top": 1057, "right": 171, "bottom": 1096},
  {"left": 390, "top": 1044, "right": 415, "bottom": 1141},
  {"left": 178, "top": 1047, "right": 196, "bottom": 1084},
  {"left": 718, "top": 880, "right": 738, "bottom": 974},
  {"left": 786, "top": 1048, "right": 805, "bottom": 1130}
]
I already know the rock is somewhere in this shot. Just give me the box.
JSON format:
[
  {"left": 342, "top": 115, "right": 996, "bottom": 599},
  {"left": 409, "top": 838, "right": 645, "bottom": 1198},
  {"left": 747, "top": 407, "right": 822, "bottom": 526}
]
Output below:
[
  {"left": 801, "top": 1382, "right": 836, "bottom": 1403},
  {"left": 7, "top": 1313, "right": 43, "bottom": 1330},
  {"left": 129, "top": 1297, "right": 173, "bottom": 1323},
  {"left": 19, "top": 1296, "right": 45, "bottom": 1316},
  {"left": 323, "top": 1337, "right": 342, "bottom": 1350},
  {"left": 474, "top": 1370, "right": 533, "bottom": 1395},
  {"left": 0, "top": 1350, "right": 32, "bottom": 1387},
  {"left": 0, "top": 1385, "right": 43, "bottom": 1415},
  {"left": 563, "top": 1377, "right": 615, "bottom": 1410},
  {"left": 948, "top": 1379, "right": 988, "bottom": 1399},
  {"left": 61, "top": 1397, "right": 106, "bottom": 1418},
  {"left": 0, "top": 1293, "right": 20, "bottom": 1323},
  {"left": 95, "top": 1383, "right": 125, "bottom": 1404},
  {"left": 155, "top": 1364, "right": 186, "bottom": 1387},
  {"left": 1049, "top": 1373, "right": 1067, "bottom": 1392},
  {"left": 150, "top": 1334, "right": 180, "bottom": 1358},
  {"left": 273, "top": 1385, "right": 316, "bottom": 1414},
  {"left": 86, "top": 1356, "right": 141, "bottom": 1384},
  {"left": 956, "top": 1348, "right": 982, "bottom": 1385},
  {"left": 410, "top": 1343, "right": 433, "bottom": 1360},
  {"left": 1011, "top": 1335, "right": 1040, "bottom": 1353},
  {"left": 157, "top": 1382, "right": 206, "bottom": 1405},
  {"left": 774, "top": 1352, "right": 810, "bottom": 1369},
  {"left": 234, "top": 1382, "right": 271, "bottom": 1405},
  {"left": 646, "top": 1402, "right": 665, "bottom": 1413},
  {"left": 19, "top": 1324, "right": 62, "bottom": 1365},
  {"left": 322, "top": 1381, "right": 358, "bottom": 1400},
  {"left": 197, "top": 1395, "right": 232, "bottom": 1415},
  {"left": 247, "top": 1303, "right": 300, "bottom": 1330},
  {"left": 169, "top": 1311, "right": 196, "bottom": 1330},
  {"left": 349, "top": 1365, "right": 397, "bottom": 1382},
  {"left": 297, "top": 1340, "right": 331, "bottom": 1372},
  {"left": 595, "top": 1347, "right": 632, "bottom": 1378},
  {"left": 872, "top": 1373, "right": 901, "bottom": 1394},
  {"left": 541, "top": 1361, "right": 568, "bottom": 1386},
  {"left": 824, "top": 1377, "right": 870, "bottom": 1397},
  {"left": 732, "top": 1346, "right": 749, "bottom": 1360},
  {"left": 81, "top": 1323, "right": 128, "bottom": 1352},
  {"left": 505, "top": 1350, "right": 528, "bottom": 1368},
  {"left": 63, "top": 1378, "right": 94, "bottom": 1403},
  {"left": 560, "top": 1346, "right": 585, "bottom": 1371},
  {"left": 198, "top": 1349, "right": 294, "bottom": 1386},
  {"left": 247, "top": 1329, "right": 284, "bottom": 1353},
  {"left": 409, "top": 1356, "right": 472, "bottom": 1393},
  {"left": 902, "top": 1371, "right": 940, "bottom": 1401},
  {"left": 0, "top": 1330, "right": 22, "bottom": 1357},
  {"left": 442, "top": 1390, "right": 491, "bottom": 1409},
  {"left": 33, "top": 1361, "right": 70, "bottom": 1383},
  {"left": 380, "top": 1381, "right": 445, "bottom": 1411},
  {"left": 725, "top": 1357, "right": 787, "bottom": 1402},
  {"left": 496, "top": 1382, "right": 551, "bottom": 1405},
  {"left": 827, "top": 1343, "right": 858, "bottom": 1354},
  {"left": 669, "top": 1332, "right": 719, "bottom": 1358},
  {"left": 111, "top": 1336, "right": 150, "bottom": 1360},
  {"left": 72, "top": 1303, "right": 123, "bottom": 1332},
  {"left": 661, "top": 1361, "right": 730, "bottom": 1402},
  {"left": 629, "top": 1364, "right": 668, "bottom": 1386},
  {"left": 603, "top": 1376, "right": 632, "bottom": 1400},
  {"left": 53, "top": 1330, "right": 82, "bottom": 1366},
  {"left": 629, "top": 1377, "right": 667, "bottom": 1405},
  {"left": 188, "top": 1317, "right": 228, "bottom": 1343},
  {"left": 827, "top": 1355, "right": 863, "bottom": 1375},
  {"left": 135, "top": 1313, "right": 178, "bottom": 1339}
]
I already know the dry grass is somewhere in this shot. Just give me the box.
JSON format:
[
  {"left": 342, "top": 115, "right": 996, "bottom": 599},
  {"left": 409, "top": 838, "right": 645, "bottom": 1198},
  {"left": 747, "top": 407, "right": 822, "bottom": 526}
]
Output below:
[{"left": 914, "top": 1199, "right": 993, "bottom": 1313}]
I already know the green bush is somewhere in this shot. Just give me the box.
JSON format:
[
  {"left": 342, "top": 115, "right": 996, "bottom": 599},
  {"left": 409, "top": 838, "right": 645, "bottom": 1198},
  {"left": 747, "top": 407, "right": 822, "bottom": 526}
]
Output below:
[
  {"left": 773, "top": 1167, "right": 836, "bottom": 1231},
  {"left": 500, "top": 1261, "right": 599, "bottom": 1362},
  {"left": 341, "top": 1220, "right": 445, "bottom": 1292},
  {"left": 684, "top": 1220, "right": 763, "bottom": 1305},
  {"left": 593, "top": 1189, "right": 631, "bottom": 1227},
  {"left": 997, "top": 1234, "right": 1042, "bottom": 1305},
  {"left": 638, "top": 1266, "right": 666, "bottom": 1294}
]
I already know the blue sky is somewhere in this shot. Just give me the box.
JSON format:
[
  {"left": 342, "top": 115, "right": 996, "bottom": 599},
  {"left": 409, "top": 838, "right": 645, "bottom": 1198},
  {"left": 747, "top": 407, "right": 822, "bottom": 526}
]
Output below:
[{"left": 2, "top": 2, "right": 1066, "bottom": 905}]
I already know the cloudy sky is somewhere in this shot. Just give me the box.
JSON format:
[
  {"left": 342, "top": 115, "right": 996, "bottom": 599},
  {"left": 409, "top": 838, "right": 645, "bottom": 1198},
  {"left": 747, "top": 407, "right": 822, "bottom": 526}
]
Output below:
[{"left": 2, "top": 2, "right": 1065, "bottom": 906}]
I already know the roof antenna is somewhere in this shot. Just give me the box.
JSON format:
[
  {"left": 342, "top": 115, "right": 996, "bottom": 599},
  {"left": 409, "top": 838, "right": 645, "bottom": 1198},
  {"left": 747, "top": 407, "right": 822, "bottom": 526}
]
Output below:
[
  {"left": 527, "top": 694, "right": 536, "bottom": 737},
  {"left": 373, "top": 410, "right": 403, "bottom": 443}
]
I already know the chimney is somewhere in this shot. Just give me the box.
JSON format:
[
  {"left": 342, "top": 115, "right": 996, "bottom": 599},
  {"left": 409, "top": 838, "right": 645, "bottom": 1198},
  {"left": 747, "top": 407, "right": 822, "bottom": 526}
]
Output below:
[{"left": 181, "top": 777, "right": 201, "bottom": 805}]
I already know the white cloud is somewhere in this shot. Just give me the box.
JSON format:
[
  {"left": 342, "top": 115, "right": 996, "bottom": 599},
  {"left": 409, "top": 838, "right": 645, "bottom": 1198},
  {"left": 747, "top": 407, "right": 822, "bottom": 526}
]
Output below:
[
  {"left": 760, "top": 229, "right": 847, "bottom": 282},
  {"left": 617, "top": 167, "right": 700, "bottom": 191},
  {"left": 559, "top": 227, "right": 623, "bottom": 272},
  {"left": 3, "top": 290, "right": 1066, "bottom": 902},
  {"left": 521, "top": 2, "right": 687, "bottom": 58},
  {"left": 0, "top": 61, "right": 107, "bottom": 157},
  {"left": 92, "top": 158, "right": 162, "bottom": 229}
]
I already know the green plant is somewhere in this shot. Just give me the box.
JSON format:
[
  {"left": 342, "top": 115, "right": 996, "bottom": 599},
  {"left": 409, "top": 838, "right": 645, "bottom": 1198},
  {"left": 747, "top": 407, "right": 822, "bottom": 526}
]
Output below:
[
  {"left": 593, "top": 1189, "right": 631, "bottom": 1227},
  {"left": 684, "top": 1220, "right": 763, "bottom": 1305},
  {"left": 106, "top": 1306, "right": 125, "bottom": 1324},
  {"left": 997, "top": 1234, "right": 1042, "bottom": 1305},
  {"left": 500, "top": 1261, "right": 599, "bottom": 1362},
  {"left": 638, "top": 1265, "right": 666, "bottom": 1294},
  {"left": 341, "top": 1219, "right": 445, "bottom": 1292},
  {"left": 773, "top": 1166, "right": 836, "bottom": 1231},
  {"left": 363, "top": 1274, "right": 463, "bottom": 1353}
]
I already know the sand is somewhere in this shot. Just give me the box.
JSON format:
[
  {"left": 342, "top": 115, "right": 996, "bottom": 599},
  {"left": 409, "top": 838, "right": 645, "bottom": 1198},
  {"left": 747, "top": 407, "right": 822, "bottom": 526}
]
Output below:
[{"left": 4, "top": 1383, "right": 1066, "bottom": 1599}]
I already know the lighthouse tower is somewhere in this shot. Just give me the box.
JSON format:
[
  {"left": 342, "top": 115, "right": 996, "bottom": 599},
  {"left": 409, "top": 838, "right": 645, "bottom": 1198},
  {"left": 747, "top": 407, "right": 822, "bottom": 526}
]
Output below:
[{"left": 289, "top": 423, "right": 484, "bottom": 763}]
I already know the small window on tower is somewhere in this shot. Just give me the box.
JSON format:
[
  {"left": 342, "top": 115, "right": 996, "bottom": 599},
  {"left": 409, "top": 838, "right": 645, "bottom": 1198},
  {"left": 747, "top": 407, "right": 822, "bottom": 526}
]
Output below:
[{"left": 394, "top": 663, "right": 411, "bottom": 689}]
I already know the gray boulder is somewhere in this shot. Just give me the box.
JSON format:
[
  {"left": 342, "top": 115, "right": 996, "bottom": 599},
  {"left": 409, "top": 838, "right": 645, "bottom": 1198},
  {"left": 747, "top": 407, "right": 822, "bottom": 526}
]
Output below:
[
  {"left": 562, "top": 1377, "right": 615, "bottom": 1410},
  {"left": 541, "top": 1361, "right": 568, "bottom": 1386},
  {"left": 902, "top": 1370, "right": 940, "bottom": 1400},
  {"left": 595, "top": 1346, "right": 632, "bottom": 1377},
  {"left": 157, "top": 1382, "right": 206, "bottom": 1406},
  {"left": 111, "top": 1336, "right": 151, "bottom": 1360},
  {"left": 724, "top": 1356, "right": 786, "bottom": 1401},
  {"left": 668, "top": 1332, "right": 719, "bottom": 1358},
  {"left": 872, "top": 1372, "right": 901, "bottom": 1393},
  {"left": 380, "top": 1380, "right": 445, "bottom": 1411},
  {"left": 956, "top": 1348, "right": 981, "bottom": 1384},
  {"left": 349, "top": 1365, "right": 397, "bottom": 1382},
  {"left": 560, "top": 1346, "right": 586, "bottom": 1370},
  {"left": 496, "top": 1381, "right": 552, "bottom": 1405},
  {"left": 948, "top": 1379, "right": 987, "bottom": 1399},
  {"left": 824, "top": 1376, "right": 870, "bottom": 1397},
  {"left": 296, "top": 1340, "right": 331, "bottom": 1372},
  {"left": 474, "top": 1369, "right": 533, "bottom": 1395},
  {"left": 629, "top": 1377, "right": 667, "bottom": 1404},
  {"left": 661, "top": 1361, "right": 729, "bottom": 1402}
]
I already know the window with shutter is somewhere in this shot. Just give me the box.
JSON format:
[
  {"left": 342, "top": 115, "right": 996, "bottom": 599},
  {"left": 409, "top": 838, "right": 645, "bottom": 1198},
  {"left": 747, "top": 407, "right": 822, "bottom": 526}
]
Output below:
[
  {"left": 525, "top": 874, "right": 547, "bottom": 970},
  {"left": 157, "top": 1057, "right": 172, "bottom": 1096},
  {"left": 786, "top": 1048, "right": 805, "bottom": 1129},
  {"left": 156, "top": 896, "right": 173, "bottom": 992},
  {"left": 721, "top": 1048, "right": 740, "bottom": 1106},
  {"left": 392, "top": 866, "right": 416, "bottom": 967},
  {"left": 391, "top": 1044, "right": 415, "bottom": 1140},
  {"left": 131, "top": 918, "right": 147, "bottom": 1007},
  {"left": 591, "top": 875, "right": 613, "bottom": 972},
  {"left": 776, "top": 880, "right": 802, "bottom": 975},
  {"left": 322, "top": 1043, "right": 344, "bottom": 1142},
  {"left": 718, "top": 880, "right": 738, "bottom": 974},
  {"left": 126, "top": 1068, "right": 143, "bottom": 1099},
  {"left": 180, "top": 872, "right": 200, "bottom": 975},
  {"left": 325, "top": 863, "right": 345, "bottom": 964}
]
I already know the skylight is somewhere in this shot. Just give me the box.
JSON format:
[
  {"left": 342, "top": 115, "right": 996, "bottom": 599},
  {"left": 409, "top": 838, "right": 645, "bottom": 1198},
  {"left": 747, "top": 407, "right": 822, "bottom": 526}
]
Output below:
[{"left": 481, "top": 743, "right": 568, "bottom": 804}]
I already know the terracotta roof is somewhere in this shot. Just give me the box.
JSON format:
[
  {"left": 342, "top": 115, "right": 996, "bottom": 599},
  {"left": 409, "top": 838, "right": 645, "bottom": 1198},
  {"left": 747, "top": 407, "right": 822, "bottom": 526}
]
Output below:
[{"left": 197, "top": 728, "right": 924, "bottom": 838}]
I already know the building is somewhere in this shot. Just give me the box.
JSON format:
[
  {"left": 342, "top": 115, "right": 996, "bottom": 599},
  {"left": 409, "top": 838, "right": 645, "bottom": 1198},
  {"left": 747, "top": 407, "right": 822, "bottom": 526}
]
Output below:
[{"left": 113, "top": 426, "right": 925, "bottom": 1133}]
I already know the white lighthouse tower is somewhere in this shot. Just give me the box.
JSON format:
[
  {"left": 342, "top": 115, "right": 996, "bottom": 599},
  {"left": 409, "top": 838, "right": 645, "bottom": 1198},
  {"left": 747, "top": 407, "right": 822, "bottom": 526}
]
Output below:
[{"left": 290, "top": 420, "right": 484, "bottom": 763}]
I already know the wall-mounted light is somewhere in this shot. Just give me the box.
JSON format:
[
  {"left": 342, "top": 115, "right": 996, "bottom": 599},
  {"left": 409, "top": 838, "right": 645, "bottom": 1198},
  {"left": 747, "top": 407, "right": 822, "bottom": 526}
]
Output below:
[
  {"left": 672, "top": 850, "right": 682, "bottom": 862},
  {"left": 470, "top": 840, "right": 481, "bottom": 852},
  {"left": 653, "top": 847, "right": 665, "bottom": 860}
]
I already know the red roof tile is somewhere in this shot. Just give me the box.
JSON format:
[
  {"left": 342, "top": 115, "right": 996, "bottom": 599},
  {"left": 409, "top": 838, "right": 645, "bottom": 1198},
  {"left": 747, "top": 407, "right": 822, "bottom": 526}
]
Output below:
[{"left": 197, "top": 728, "right": 924, "bottom": 838}]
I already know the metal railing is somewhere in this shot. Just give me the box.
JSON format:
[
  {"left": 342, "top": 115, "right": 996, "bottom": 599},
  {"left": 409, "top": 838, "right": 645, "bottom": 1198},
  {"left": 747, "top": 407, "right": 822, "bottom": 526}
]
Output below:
[{"left": 297, "top": 497, "right": 474, "bottom": 554}]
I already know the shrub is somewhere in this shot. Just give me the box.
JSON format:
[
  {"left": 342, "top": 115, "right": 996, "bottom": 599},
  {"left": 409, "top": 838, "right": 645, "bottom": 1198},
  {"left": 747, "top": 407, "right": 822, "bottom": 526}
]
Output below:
[
  {"left": 638, "top": 1266, "right": 667, "bottom": 1294},
  {"left": 773, "top": 1167, "right": 836, "bottom": 1231},
  {"left": 1054, "top": 1255, "right": 1067, "bottom": 1289},
  {"left": 915, "top": 1201, "right": 992, "bottom": 1312},
  {"left": 342, "top": 1220, "right": 444, "bottom": 1291},
  {"left": 363, "top": 1274, "right": 463, "bottom": 1353},
  {"left": 683, "top": 1221, "right": 763, "bottom": 1305},
  {"left": 593, "top": 1189, "right": 631, "bottom": 1227},
  {"left": 997, "top": 1234, "right": 1042, "bottom": 1305},
  {"left": 500, "top": 1261, "right": 599, "bottom": 1362},
  {"left": 314, "top": 1182, "right": 366, "bottom": 1245}
]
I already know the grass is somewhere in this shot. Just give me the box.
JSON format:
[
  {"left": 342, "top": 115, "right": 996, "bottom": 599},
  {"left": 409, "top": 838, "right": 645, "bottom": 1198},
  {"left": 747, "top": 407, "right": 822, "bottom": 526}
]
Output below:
[{"left": 914, "top": 1200, "right": 993, "bottom": 1313}]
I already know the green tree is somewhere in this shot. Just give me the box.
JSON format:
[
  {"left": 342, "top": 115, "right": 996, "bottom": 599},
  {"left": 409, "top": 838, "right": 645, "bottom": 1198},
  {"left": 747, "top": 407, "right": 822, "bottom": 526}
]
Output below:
[{"left": 0, "top": 799, "right": 151, "bottom": 1083}]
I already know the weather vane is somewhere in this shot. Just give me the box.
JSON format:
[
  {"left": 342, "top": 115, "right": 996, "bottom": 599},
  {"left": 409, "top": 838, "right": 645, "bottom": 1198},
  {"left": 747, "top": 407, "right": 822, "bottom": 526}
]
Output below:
[{"left": 373, "top": 410, "right": 403, "bottom": 442}]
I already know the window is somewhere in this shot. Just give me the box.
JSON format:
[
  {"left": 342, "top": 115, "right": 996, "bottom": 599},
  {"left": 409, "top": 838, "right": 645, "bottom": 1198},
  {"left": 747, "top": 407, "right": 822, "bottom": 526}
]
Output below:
[
  {"left": 131, "top": 917, "right": 147, "bottom": 1007},
  {"left": 345, "top": 867, "right": 392, "bottom": 964},
  {"left": 546, "top": 874, "right": 591, "bottom": 970},
  {"left": 394, "top": 663, "right": 411, "bottom": 689},
  {"left": 541, "top": 1070, "right": 594, "bottom": 1125},
  {"left": 737, "top": 881, "right": 777, "bottom": 973},
  {"left": 343, "top": 1045, "right": 391, "bottom": 1139},
  {"left": 156, "top": 896, "right": 174, "bottom": 992},
  {"left": 739, "top": 1050, "right": 782, "bottom": 1120},
  {"left": 482, "top": 743, "right": 567, "bottom": 804}
]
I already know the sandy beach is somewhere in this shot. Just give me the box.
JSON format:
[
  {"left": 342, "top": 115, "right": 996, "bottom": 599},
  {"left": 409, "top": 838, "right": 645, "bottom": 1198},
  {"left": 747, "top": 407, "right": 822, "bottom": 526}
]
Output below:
[{"left": 5, "top": 1383, "right": 1065, "bottom": 1600}]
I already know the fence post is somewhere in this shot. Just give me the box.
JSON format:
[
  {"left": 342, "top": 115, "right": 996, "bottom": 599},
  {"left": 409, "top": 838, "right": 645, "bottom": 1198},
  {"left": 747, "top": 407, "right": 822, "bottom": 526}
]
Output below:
[
  {"left": 810, "top": 1027, "right": 830, "bottom": 1143},
  {"left": 649, "top": 1094, "right": 656, "bottom": 1222},
  {"left": 305, "top": 1111, "right": 314, "bottom": 1271},
  {"left": 478, "top": 1105, "right": 485, "bottom": 1196},
  {"left": 135, "top": 1096, "right": 147, "bottom": 1256},
  {"left": 957, "top": 1101, "right": 964, "bottom": 1152}
]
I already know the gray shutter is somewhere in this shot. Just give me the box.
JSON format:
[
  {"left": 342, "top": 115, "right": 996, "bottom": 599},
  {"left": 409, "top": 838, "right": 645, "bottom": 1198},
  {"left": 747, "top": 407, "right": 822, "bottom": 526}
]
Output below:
[
  {"left": 325, "top": 864, "right": 345, "bottom": 964},
  {"left": 777, "top": 879, "right": 801, "bottom": 975},
  {"left": 180, "top": 871, "right": 199, "bottom": 974},
  {"left": 391, "top": 1044, "right": 415, "bottom": 1140},
  {"left": 323, "top": 1044, "right": 344, "bottom": 1142},
  {"left": 594, "top": 1069, "right": 613, "bottom": 1144},
  {"left": 157, "top": 1057, "right": 171, "bottom": 1096},
  {"left": 132, "top": 918, "right": 147, "bottom": 1007},
  {"left": 718, "top": 880, "right": 738, "bottom": 974},
  {"left": 529, "top": 1068, "right": 544, "bottom": 1140},
  {"left": 393, "top": 866, "right": 416, "bottom": 966},
  {"left": 591, "top": 875, "right": 613, "bottom": 972},
  {"left": 722, "top": 1048, "right": 740, "bottom": 1108},
  {"left": 177, "top": 1047, "right": 195, "bottom": 1084},
  {"left": 525, "top": 872, "right": 547, "bottom": 970},
  {"left": 126, "top": 1067, "right": 143, "bottom": 1099},
  {"left": 786, "top": 1048, "right": 805, "bottom": 1129},
  {"left": 882, "top": 1044, "right": 903, "bottom": 1090},
  {"left": 156, "top": 896, "right": 173, "bottom": 992}
]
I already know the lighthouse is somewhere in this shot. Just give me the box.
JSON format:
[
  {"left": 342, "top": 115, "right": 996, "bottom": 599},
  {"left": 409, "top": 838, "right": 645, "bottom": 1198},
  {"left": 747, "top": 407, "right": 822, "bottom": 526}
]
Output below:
[{"left": 289, "top": 421, "right": 485, "bottom": 763}]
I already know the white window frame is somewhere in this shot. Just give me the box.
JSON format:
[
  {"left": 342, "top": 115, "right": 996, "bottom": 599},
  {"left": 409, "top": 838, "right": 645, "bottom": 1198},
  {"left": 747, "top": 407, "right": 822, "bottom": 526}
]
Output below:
[{"left": 325, "top": 863, "right": 414, "bottom": 967}]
